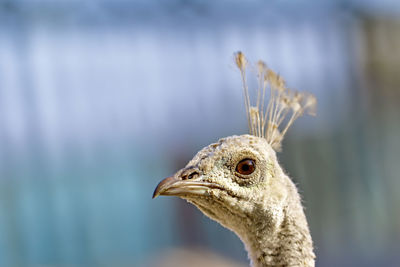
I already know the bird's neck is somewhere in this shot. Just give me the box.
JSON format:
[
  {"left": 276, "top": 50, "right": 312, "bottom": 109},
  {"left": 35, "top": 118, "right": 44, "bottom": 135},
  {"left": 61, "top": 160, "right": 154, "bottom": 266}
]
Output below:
[{"left": 238, "top": 202, "right": 315, "bottom": 267}]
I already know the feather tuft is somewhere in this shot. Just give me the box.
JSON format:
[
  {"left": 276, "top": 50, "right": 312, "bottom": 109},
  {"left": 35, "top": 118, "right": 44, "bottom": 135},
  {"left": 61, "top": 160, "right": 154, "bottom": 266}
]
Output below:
[{"left": 234, "top": 51, "right": 317, "bottom": 151}]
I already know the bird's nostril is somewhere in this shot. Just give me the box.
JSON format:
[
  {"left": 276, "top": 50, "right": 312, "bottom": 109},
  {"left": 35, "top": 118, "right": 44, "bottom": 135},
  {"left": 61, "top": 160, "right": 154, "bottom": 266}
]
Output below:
[
  {"left": 185, "top": 171, "right": 198, "bottom": 180},
  {"left": 180, "top": 169, "right": 199, "bottom": 180}
]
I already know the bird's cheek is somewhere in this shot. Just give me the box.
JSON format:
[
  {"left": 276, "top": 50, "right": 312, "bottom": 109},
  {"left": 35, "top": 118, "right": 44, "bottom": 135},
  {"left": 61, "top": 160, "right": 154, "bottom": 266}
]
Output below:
[{"left": 208, "top": 188, "right": 226, "bottom": 200}]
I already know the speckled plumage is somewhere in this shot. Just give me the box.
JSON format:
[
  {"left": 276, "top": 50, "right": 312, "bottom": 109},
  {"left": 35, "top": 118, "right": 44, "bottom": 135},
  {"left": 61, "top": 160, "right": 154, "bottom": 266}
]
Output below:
[
  {"left": 164, "top": 135, "right": 315, "bottom": 266},
  {"left": 153, "top": 53, "right": 316, "bottom": 266}
]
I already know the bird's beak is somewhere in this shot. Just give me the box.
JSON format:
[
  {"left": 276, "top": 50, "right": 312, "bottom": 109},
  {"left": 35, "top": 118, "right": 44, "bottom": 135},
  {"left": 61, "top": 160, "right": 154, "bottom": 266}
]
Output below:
[{"left": 152, "top": 175, "right": 222, "bottom": 199}]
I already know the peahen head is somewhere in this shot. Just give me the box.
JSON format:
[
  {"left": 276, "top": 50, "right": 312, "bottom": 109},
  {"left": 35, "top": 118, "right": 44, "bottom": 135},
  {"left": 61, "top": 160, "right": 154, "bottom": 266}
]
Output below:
[
  {"left": 153, "top": 52, "right": 316, "bottom": 266},
  {"left": 153, "top": 134, "right": 287, "bottom": 236}
]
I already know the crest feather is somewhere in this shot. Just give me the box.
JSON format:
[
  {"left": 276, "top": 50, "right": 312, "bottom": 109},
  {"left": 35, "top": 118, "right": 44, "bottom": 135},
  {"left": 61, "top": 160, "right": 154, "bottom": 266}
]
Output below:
[{"left": 234, "top": 51, "right": 317, "bottom": 151}]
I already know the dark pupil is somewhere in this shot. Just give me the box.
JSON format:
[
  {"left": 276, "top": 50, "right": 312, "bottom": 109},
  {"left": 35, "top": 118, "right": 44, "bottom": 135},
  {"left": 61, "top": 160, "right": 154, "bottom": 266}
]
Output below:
[
  {"left": 236, "top": 159, "right": 255, "bottom": 175},
  {"left": 241, "top": 164, "right": 250, "bottom": 171}
]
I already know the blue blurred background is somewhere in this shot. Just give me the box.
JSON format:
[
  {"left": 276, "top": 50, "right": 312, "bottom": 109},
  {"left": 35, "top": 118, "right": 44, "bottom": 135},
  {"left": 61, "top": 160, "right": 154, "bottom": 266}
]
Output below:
[{"left": 0, "top": 0, "right": 399, "bottom": 266}]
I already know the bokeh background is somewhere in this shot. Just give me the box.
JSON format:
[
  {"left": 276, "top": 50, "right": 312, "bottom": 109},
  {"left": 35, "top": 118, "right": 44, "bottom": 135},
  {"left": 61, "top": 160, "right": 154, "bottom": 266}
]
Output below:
[{"left": 0, "top": 0, "right": 399, "bottom": 266}]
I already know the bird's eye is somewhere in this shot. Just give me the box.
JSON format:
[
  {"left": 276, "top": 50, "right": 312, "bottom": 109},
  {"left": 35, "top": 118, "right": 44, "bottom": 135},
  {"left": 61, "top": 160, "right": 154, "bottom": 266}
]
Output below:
[{"left": 236, "top": 159, "right": 256, "bottom": 176}]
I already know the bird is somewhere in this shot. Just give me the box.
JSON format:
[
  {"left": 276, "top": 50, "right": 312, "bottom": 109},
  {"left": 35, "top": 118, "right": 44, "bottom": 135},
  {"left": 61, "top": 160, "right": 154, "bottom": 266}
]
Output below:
[{"left": 153, "top": 52, "right": 317, "bottom": 267}]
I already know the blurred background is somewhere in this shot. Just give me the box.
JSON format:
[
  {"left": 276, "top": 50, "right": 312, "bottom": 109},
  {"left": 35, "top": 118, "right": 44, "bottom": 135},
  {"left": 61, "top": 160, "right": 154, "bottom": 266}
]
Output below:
[{"left": 0, "top": 0, "right": 399, "bottom": 266}]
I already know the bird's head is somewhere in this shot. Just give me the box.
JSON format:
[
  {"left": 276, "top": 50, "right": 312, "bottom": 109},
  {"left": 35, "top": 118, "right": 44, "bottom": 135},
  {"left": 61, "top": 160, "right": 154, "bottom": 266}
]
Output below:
[
  {"left": 152, "top": 53, "right": 316, "bottom": 266},
  {"left": 153, "top": 134, "right": 291, "bottom": 236}
]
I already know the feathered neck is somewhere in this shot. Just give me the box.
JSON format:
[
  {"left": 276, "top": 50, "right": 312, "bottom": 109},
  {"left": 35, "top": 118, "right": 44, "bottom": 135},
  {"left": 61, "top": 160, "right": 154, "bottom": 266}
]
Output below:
[
  {"left": 241, "top": 207, "right": 314, "bottom": 266},
  {"left": 234, "top": 176, "right": 315, "bottom": 267}
]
